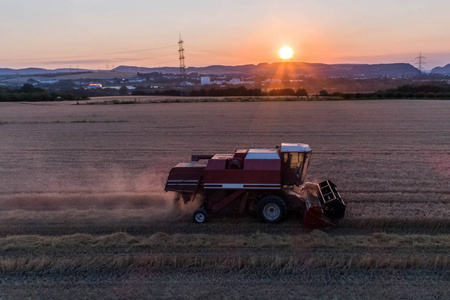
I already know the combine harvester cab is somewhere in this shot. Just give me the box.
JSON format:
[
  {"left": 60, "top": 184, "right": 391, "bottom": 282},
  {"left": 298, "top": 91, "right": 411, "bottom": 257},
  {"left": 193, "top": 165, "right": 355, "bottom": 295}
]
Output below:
[{"left": 165, "top": 143, "right": 346, "bottom": 228}]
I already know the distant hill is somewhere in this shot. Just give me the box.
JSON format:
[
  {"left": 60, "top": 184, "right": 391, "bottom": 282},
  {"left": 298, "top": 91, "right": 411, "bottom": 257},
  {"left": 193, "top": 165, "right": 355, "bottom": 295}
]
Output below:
[
  {"left": 431, "top": 64, "right": 450, "bottom": 75},
  {"left": 115, "top": 62, "right": 420, "bottom": 78},
  {"left": 1, "top": 62, "right": 421, "bottom": 78},
  {"left": 0, "top": 67, "right": 90, "bottom": 76},
  {"left": 253, "top": 62, "right": 419, "bottom": 78},
  {"left": 113, "top": 66, "right": 178, "bottom": 73},
  {"left": 0, "top": 68, "right": 48, "bottom": 75}
]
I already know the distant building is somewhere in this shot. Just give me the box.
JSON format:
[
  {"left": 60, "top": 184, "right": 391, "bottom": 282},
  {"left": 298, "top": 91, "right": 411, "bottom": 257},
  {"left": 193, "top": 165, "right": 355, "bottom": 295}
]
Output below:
[
  {"left": 39, "top": 80, "right": 59, "bottom": 84},
  {"left": 200, "top": 76, "right": 211, "bottom": 85},
  {"left": 128, "top": 78, "right": 146, "bottom": 83},
  {"left": 228, "top": 77, "right": 255, "bottom": 85},
  {"left": 263, "top": 79, "right": 282, "bottom": 83},
  {"left": 88, "top": 83, "right": 103, "bottom": 89},
  {"left": 104, "top": 86, "right": 136, "bottom": 90},
  {"left": 229, "top": 78, "right": 242, "bottom": 85}
]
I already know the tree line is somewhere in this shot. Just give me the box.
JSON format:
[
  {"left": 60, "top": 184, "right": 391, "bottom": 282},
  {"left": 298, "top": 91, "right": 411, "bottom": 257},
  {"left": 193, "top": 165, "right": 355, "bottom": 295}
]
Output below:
[
  {"left": 0, "top": 84, "right": 80, "bottom": 102},
  {"left": 132, "top": 87, "right": 309, "bottom": 97},
  {"left": 2, "top": 83, "right": 450, "bottom": 102},
  {"left": 322, "top": 84, "right": 450, "bottom": 100}
]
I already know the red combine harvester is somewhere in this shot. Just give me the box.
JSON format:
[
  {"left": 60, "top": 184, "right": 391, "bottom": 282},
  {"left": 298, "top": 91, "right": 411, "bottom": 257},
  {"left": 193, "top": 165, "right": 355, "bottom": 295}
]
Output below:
[{"left": 165, "top": 143, "right": 346, "bottom": 229}]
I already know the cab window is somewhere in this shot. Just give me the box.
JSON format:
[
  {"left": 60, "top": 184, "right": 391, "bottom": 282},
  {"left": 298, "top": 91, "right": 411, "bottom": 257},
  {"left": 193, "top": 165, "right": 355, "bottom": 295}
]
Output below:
[{"left": 289, "top": 153, "right": 304, "bottom": 169}]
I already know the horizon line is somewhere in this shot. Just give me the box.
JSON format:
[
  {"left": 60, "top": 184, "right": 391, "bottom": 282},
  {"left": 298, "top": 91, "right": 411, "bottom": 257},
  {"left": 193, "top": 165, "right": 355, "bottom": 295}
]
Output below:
[{"left": 1, "top": 60, "right": 441, "bottom": 71}]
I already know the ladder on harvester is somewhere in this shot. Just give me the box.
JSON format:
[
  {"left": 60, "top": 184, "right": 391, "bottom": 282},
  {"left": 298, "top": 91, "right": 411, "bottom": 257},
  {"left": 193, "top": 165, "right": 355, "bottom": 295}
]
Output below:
[{"left": 318, "top": 180, "right": 341, "bottom": 203}]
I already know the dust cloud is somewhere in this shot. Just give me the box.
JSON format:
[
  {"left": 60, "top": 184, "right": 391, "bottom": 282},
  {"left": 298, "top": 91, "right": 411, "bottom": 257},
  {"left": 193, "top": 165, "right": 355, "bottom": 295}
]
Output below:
[{"left": 0, "top": 166, "right": 196, "bottom": 219}]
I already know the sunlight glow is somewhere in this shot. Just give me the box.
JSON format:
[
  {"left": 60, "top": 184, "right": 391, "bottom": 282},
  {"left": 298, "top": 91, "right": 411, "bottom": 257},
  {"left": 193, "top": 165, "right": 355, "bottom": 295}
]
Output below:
[{"left": 279, "top": 46, "right": 294, "bottom": 60}]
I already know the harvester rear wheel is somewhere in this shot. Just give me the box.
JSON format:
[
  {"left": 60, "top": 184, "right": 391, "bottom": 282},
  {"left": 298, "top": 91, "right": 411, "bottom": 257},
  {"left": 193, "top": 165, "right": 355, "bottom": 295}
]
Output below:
[
  {"left": 258, "top": 196, "right": 287, "bottom": 223},
  {"left": 193, "top": 208, "right": 209, "bottom": 223}
]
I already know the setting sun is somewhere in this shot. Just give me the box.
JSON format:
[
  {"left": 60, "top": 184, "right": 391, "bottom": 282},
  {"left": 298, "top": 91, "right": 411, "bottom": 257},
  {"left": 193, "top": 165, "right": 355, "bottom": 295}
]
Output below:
[{"left": 279, "top": 46, "right": 294, "bottom": 60}]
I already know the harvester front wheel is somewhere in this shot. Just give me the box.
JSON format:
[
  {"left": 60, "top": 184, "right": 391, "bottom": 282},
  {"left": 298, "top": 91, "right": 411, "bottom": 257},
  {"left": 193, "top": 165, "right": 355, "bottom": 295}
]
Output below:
[
  {"left": 258, "top": 196, "right": 287, "bottom": 223},
  {"left": 193, "top": 208, "right": 209, "bottom": 223}
]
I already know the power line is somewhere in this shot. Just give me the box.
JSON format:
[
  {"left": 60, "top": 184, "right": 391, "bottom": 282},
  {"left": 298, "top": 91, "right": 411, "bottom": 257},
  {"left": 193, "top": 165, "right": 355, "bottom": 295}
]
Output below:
[
  {"left": 189, "top": 45, "right": 242, "bottom": 58},
  {"left": 0, "top": 45, "right": 176, "bottom": 62}
]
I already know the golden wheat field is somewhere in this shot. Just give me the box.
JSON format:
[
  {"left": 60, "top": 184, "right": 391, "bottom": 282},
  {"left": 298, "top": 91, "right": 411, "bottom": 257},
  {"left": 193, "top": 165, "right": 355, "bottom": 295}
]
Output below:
[{"left": 0, "top": 99, "right": 449, "bottom": 299}]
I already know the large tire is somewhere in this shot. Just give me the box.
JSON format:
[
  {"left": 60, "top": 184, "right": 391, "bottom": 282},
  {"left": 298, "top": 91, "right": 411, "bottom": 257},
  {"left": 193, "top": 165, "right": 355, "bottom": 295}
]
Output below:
[
  {"left": 258, "top": 195, "right": 287, "bottom": 223},
  {"left": 193, "top": 208, "right": 209, "bottom": 223}
]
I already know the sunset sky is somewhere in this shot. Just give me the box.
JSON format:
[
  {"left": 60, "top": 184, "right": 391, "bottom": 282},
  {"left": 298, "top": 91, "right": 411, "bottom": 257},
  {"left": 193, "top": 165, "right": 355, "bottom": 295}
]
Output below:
[{"left": 1, "top": 0, "right": 449, "bottom": 70}]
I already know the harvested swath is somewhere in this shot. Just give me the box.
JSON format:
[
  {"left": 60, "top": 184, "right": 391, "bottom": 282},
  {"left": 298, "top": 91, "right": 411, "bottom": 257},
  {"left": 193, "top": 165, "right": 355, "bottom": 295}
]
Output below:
[
  {"left": 1, "top": 231, "right": 449, "bottom": 250},
  {"left": 341, "top": 218, "right": 450, "bottom": 230},
  {"left": 1, "top": 254, "right": 448, "bottom": 274},
  {"left": 1, "top": 231, "right": 448, "bottom": 252},
  {"left": 0, "top": 232, "right": 448, "bottom": 274}
]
